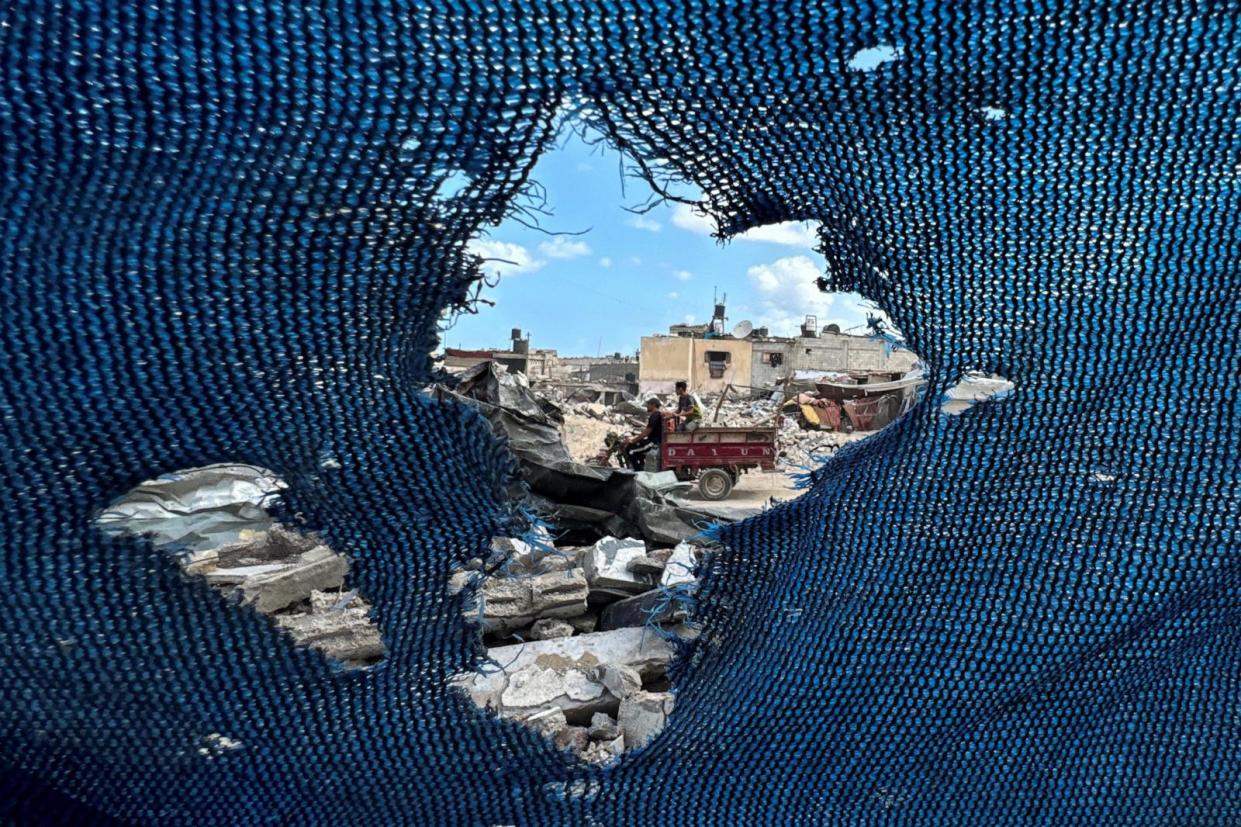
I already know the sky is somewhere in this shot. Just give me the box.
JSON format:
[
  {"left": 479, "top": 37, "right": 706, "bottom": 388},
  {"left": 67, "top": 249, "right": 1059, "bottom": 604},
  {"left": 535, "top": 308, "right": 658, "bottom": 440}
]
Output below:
[{"left": 442, "top": 125, "right": 884, "bottom": 357}]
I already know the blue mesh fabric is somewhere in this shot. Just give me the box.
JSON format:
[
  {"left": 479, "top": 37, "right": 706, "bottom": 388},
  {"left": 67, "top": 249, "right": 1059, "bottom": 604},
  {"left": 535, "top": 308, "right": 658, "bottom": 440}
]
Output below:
[{"left": 2, "top": 1, "right": 1239, "bottom": 823}]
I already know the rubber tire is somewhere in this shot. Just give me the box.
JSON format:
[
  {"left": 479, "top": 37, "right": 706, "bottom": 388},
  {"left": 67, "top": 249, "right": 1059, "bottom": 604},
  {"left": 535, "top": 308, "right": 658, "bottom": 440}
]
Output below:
[{"left": 699, "top": 468, "right": 734, "bottom": 501}]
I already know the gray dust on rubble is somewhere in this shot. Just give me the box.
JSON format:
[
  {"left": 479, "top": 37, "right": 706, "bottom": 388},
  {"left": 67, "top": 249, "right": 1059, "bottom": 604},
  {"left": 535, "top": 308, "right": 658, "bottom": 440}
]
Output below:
[{"left": 450, "top": 529, "right": 701, "bottom": 764}]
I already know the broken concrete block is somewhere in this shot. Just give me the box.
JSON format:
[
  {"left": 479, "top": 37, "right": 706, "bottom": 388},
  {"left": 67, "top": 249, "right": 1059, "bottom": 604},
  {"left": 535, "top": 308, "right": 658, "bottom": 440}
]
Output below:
[
  {"left": 309, "top": 589, "right": 362, "bottom": 613},
  {"left": 566, "top": 612, "right": 598, "bottom": 634},
  {"left": 523, "top": 707, "right": 567, "bottom": 738},
  {"left": 627, "top": 555, "right": 666, "bottom": 577},
  {"left": 527, "top": 618, "right": 576, "bottom": 640},
  {"left": 582, "top": 734, "right": 625, "bottom": 764},
  {"left": 239, "top": 546, "right": 348, "bottom": 613},
  {"left": 478, "top": 577, "right": 535, "bottom": 633},
  {"left": 588, "top": 713, "right": 619, "bottom": 741},
  {"left": 476, "top": 569, "right": 587, "bottom": 633},
  {"left": 660, "top": 542, "right": 697, "bottom": 590},
  {"left": 266, "top": 524, "right": 321, "bottom": 557},
  {"left": 617, "top": 691, "right": 674, "bottom": 751},
  {"left": 533, "top": 553, "right": 575, "bottom": 573},
  {"left": 582, "top": 537, "right": 656, "bottom": 593},
  {"left": 203, "top": 562, "right": 291, "bottom": 587},
  {"left": 595, "top": 663, "right": 642, "bottom": 701},
  {"left": 213, "top": 534, "right": 274, "bottom": 568},
  {"left": 454, "top": 627, "right": 673, "bottom": 723},
  {"left": 599, "top": 589, "right": 686, "bottom": 632},
  {"left": 528, "top": 569, "right": 589, "bottom": 619},
  {"left": 215, "top": 525, "right": 317, "bottom": 567},
  {"left": 273, "top": 608, "right": 385, "bottom": 665},
  {"left": 554, "top": 726, "right": 590, "bottom": 754},
  {"left": 499, "top": 664, "right": 610, "bottom": 723}
]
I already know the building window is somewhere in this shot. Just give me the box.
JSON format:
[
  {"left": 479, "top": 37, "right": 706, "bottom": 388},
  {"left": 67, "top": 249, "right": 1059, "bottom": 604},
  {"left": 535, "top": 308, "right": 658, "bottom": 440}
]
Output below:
[
  {"left": 768, "top": 352, "right": 784, "bottom": 367},
  {"left": 704, "top": 350, "right": 731, "bottom": 379}
]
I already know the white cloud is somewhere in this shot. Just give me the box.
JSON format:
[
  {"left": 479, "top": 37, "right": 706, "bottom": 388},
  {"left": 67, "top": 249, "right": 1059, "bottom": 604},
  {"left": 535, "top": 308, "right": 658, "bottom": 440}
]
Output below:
[
  {"left": 626, "top": 215, "right": 662, "bottom": 232},
  {"left": 630, "top": 256, "right": 642, "bottom": 266},
  {"left": 467, "top": 239, "right": 544, "bottom": 275},
  {"left": 667, "top": 291, "right": 679, "bottom": 300},
  {"left": 538, "top": 237, "right": 592, "bottom": 259},
  {"left": 673, "top": 270, "right": 693, "bottom": 281},
  {"left": 683, "top": 314, "right": 697, "bottom": 324},
  {"left": 670, "top": 203, "right": 818, "bottom": 248},
  {"left": 740, "top": 222, "right": 818, "bottom": 247},
  {"left": 746, "top": 255, "right": 833, "bottom": 336},
  {"left": 598, "top": 257, "right": 612, "bottom": 268},
  {"left": 671, "top": 203, "right": 716, "bottom": 235}
]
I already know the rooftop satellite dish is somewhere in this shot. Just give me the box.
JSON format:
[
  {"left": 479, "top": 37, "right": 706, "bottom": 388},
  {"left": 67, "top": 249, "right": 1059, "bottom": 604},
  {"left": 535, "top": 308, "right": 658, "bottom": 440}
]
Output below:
[{"left": 732, "top": 320, "right": 754, "bottom": 339}]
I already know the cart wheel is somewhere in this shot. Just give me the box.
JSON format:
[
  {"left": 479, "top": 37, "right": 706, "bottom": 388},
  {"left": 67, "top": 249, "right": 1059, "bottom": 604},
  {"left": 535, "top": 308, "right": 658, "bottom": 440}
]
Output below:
[{"left": 699, "top": 468, "right": 734, "bottom": 501}]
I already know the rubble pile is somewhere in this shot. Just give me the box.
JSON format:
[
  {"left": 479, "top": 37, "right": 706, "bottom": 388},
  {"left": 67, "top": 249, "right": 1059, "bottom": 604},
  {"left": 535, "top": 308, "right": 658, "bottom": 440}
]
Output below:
[
  {"left": 97, "top": 464, "right": 385, "bottom": 669},
  {"left": 452, "top": 532, "right": 703, "bottom": 763},
  {"left": 442, "top": 362, "right": 715, "bottom": 545},
  {"left": 194, "top": 526, "right": 385, "bottom": 668},
  {"left": 560, "top": 402, "right": 643, "bottom": 463}
]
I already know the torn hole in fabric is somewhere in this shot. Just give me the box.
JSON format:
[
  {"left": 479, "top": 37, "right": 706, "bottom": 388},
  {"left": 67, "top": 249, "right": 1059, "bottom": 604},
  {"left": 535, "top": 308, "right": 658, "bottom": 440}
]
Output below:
[
  {"left": 940, "top": 372, "right": 1016, "bottom": 415},
  {"left": 96, "top": 464, "right": 386, "bottom": 670},
  {"left": 434, "top": 118, "right": 936, "bottom": 764}
]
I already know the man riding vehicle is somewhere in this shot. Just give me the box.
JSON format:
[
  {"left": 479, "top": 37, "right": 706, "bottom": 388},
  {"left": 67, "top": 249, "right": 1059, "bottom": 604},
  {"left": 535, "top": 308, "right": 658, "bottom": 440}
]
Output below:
[
  {"left": 622, "top": 398, "right": 670, "bottom": 471},
  {"left": 672, "top": 380, "right": 704, "bottom": 432}
]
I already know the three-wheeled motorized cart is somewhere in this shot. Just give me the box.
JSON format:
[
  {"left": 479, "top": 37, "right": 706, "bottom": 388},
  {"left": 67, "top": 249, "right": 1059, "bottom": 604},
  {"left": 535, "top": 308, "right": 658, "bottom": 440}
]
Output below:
[{"left": 660, "top": 424, "right": 779, "bottom": 500}]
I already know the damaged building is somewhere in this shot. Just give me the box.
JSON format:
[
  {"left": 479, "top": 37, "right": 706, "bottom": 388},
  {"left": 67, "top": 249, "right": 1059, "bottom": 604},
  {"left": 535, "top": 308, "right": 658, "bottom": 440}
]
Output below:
[{"left": 640, "top": 302, "right": 919, "bottom": 396}]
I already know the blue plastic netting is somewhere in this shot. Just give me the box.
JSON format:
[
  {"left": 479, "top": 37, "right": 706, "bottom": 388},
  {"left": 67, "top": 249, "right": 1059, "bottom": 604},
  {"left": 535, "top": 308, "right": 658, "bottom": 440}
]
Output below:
[{"left": 2, "top": 2, "right": 1239, "bottom": 823}]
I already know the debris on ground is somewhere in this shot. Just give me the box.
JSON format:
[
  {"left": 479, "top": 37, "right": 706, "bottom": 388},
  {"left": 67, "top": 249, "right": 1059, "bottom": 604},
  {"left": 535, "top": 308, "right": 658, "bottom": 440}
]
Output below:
[
  {"left": 451, "top": 533, "right": 704, "bottom": 763},
  {"left": 436, "top": 362, "right": 716, "bottom": 545},
  {"left": 440, "top": 363, "right": 925, "bottom": 762}
]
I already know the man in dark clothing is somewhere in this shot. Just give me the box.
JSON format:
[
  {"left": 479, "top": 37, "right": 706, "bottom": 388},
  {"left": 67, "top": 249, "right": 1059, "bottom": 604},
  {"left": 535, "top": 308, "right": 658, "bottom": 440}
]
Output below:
[{"left": 623, "top": 398, "right": 667, "bottom": 471}]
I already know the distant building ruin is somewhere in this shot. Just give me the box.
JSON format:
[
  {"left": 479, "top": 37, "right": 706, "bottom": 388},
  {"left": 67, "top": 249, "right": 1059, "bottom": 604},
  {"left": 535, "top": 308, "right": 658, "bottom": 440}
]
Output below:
[
  {"left": 443, "top": 329, "right": 559, "bottom": 380},
  {"left": 640, "top": 308, "right": 918, "bottom": 395}
]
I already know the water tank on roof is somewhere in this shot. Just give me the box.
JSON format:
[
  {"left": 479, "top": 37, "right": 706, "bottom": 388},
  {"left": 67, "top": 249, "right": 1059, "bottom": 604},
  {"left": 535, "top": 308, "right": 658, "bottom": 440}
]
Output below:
[{"left": 823, "top": 323, "right": 841, "bottom": 334}]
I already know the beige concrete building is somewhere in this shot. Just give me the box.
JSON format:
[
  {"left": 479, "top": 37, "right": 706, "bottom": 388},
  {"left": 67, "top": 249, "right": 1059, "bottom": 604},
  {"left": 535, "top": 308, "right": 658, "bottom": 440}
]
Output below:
[
  {"left": 638, "top": 336, "right": 753, "bottom": 395},
  {"left": 750, "top": 332, "right": 919, "bottom": 387},
  {"left": 641, "top": 329, "right": 918, "bottom": 396}
]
